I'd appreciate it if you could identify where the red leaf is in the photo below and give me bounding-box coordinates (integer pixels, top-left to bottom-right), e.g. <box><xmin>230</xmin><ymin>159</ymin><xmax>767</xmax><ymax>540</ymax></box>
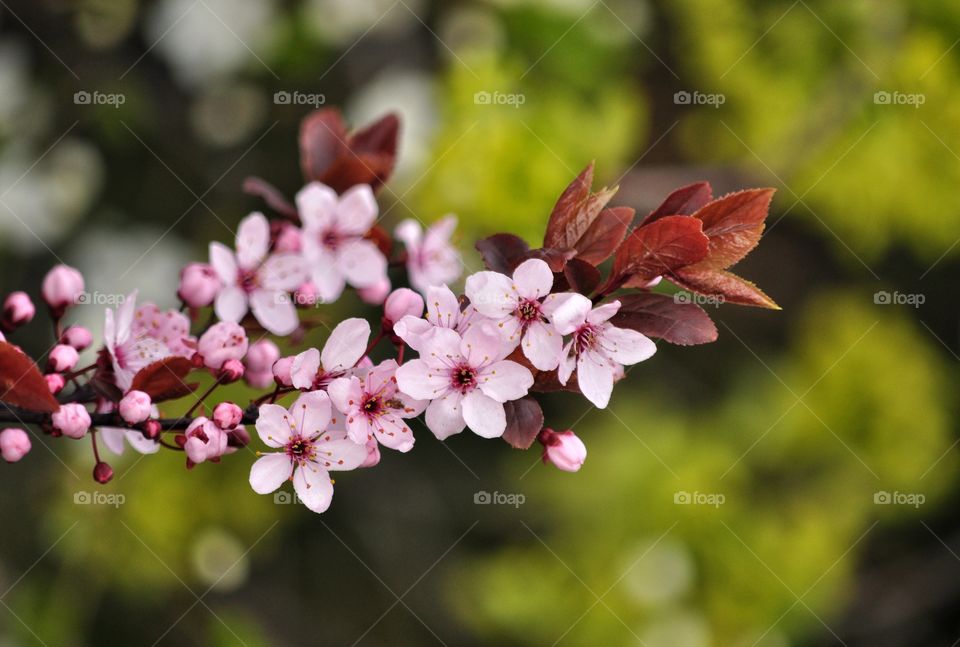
<box><xmin>130</xmin><ymin>357</ymin><xmax>199</xmax><ymax>402</ymax></box>
<box><xmin>544</xmin><ymin>162</ymin><xmax>618</xmax><ymax>250</ymax></box>
<box><xmin>610</xmin><ymin>293</ymin><xmax>718</xmax><ymax>346</ymax></box>
<box><xmin>476</xmin><ymin>234</ymin><xmax>530</xmax><ymax>274</ymax></box>
<box><xmin>670</xmin><ymin>268</ymin><xmax>780</xmax><ymax>309</ymax></box>
<box><xmin>686</xmin><ymin>188</ymin><xmax>775</xmax><ymax>270</ymax></box>
<box><xmin>0</xmin><ymin>342</ymin><xmax>59</xmax><ymax>413</ymax></box>
<box><xmin>526</xmin><ymin>247</ymin><xmax>576</xmax><ymax>273</ymax></box>
<box><xmin>299</xmin><ymin>109</ymin><xmax>349</xmax><ymax>184</ymax></box>
<box><xmin>608</xmin><ymin>216</ymin><xmax>709</xmax><ymax>288</ymax></box>
<box><xmin>562</xmin><ymin>258</ymin><xmax>601</xmax><ymax>296</ymax></box>
<box><xmin>501</xmin><ymin>397</ymin><xmax>545</xmax><ymax>449</ymax></box>
<box><xmin>243</xmin><ymin>176</ymin><xmax>298</xmax><ymax>220</ymax></box>
<box><xmin>641</xmin><ymin>181</ymin><xmax>713</xmax><ymax>226</ymax></box>
<box><xmin>350</xmin><ymin>113</ymin><xmax>400</xmax><ymax>160</ymax></box>
<box><xmin>573</xmin><ymin>206</ymin><xmax>633</xmax><ymax>265</ymax></box>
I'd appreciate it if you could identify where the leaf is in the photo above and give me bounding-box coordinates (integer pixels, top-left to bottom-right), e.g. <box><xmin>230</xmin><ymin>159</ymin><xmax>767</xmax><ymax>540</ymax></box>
<box><xmin>299</xmin><ymin>109</ymin><xmax>349</xmax><ymax>184</ymax></box>
<box><xmin>476</xmin><ymin>234</ymin><xmax>530</xmax><ymax>274</ymax></box>
<box><xmin>686</xmin><ymin>188</ymin><xmax>775</xmax><ymax>270</ymax></box>
<box><xmin>670</xmin><ymin>268</ymin><xmax>781</xmax><ymax>309</ymax></box>
<box><xmin>242</xmin><ymin>176</ymin><xmax>298</xmax><ymax>220</ymax></box>
<box><xmin>0</xmin><ymin>342</ymin><xmax>59</xmax><ymax>412</ymax></box>
<box><xmin>544</xmin><ymin>162</ymin><xmax>618</xmax><ymax>250</ymax></box>
<box><xmin>350</xmin><ymin>113</ymin><xmax>400</xmax><ymax>160</ymax></box>
<box><xmin>610</xmin><ymin>293</ymin><xmax>718</xmax><ymax>346</ymax></box>
<box><xmin>130</xmin><ymin>357</ymin><xmax>199</xmax><ymax>402</ymax></box>
<box><xmin>573</xmin><ymin>206</ymin><xmax>633</xmax><ymax>265</ymax></box>
<box><xmin>501</xmin><ymin>397</ymin><xmax>545</xmax><ymax>449</ymax></box>
<box><xmin>641</xmin><ymin>181</ymin><xmax>713</xmax><ymax>226</ymax></box>
<box><xmin>608</xmin><ymin>216</ymin><xmax>709</xmax><ymax>288</ymax></box>
<box><xmin>562</xmin><ymin>258</ymin><xmax>601</xmax><ymax>296</ymax></box>
<box><xmin>526</xmin><ymin>247</ymin><xmax>575</xmax><ymax>273</ymax></box>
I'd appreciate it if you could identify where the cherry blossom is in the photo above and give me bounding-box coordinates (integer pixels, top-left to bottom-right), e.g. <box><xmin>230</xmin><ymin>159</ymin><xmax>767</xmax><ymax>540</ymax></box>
<box><xmin>328</xmin><ymin>359</ymin><xmax>426</xmax><ymax>452</ymax></box>
<box><xmin>393</xmin><ymin>284</ymin><xmax>478</xmax><ymax>352</ymax></box>
<box><xmin>97</xmin><ymin>400</ymin><xmax>161</xmax><ymax>455</ymax></box>
<box><xmin>183</xmin><ymin>417</ymin><xmax>228</xmax><ymax>466</ymax></box>
<box><xmin>394</xmin><ymin>216</ymin><xmax>461</xmax><ymax>293</ymax></box>
<box><xmin>52</xmin><ymin>403</ymin><xmax>91</xmax><ymax>439</ymax></box>
<box><xmin>539</xmin><ymin>428</ymin><xmax>587</xmax><ymax>472</ymax></box>
<box><xmin>42</xmin><ymin>264</ymin><xmax>84</xmax><ymax>315</ymax></box>
<box><xmin>210</xmin><ymin>212</ymin><xmax>306</xmax><ymax>335</ymax></box>
<box><xmin>547</xmin><ymin>293</ymin><xmax>657</xmax><ymax>408</ymax></box>
<box><xmin>118</xmin><ymin>390</ymin><xmax>152</xmax><ymax>424</ymax></box>
<box><xmin>0</xmin><ymin>428</ymin><xmax>31</xmax><ymax>462</ymax></box>
<box><xmin>465</xmin><ymin>258</ymin><xmax>563</xmax><ymax>370</ymax></box>
<box><xmin>249</xmin><ymin>391</ymin><xmax>367</xmax><ymax>514</ymax></box>
<box><xmin>297</xmin><ymin>182</ymin><xmax>388</xmax><ymax>303</ymax></box>
<box><xmin>290</xmin><ymin>318</ymin><xmax>370</xmax><ymax>390</ymax></box>
<box><xmin>2</xmin><ymin>291</ymin><xmax>35</xmax><ymax>330</ymax></box>
<box><xmin>395</xmin><ymin>323</ymin><xmax>533</xmax><ymax>440</ymax></box>
<box><xmin>197</xmin><ymin>322</ymin><xmax>248</xmax><ymax>371</ymax></box>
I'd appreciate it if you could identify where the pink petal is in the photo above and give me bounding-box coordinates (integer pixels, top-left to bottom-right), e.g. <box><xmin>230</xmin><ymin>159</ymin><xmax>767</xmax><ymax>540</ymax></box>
<box><xmin>464</xmin><ymin>271</ymin><xmax>515</xmax><ymax>318</ymax></box>
<box><xmin>295</xmin><ymin>182</ymin><xmax>338</xmax><ymax>231</ymax></box>
<box><xmin>393</xmin><ymin>315</ymin><xmax>434</xmax><ymax>352</ymax></box>
<box><xmin>545</xmin><ymin>293</ymin><xmax>592</xmax><ymax>335</ymax></box>
<box><xmin>557</xmin><ymin>341</ymin><xmax>576</xmax><ymax>385</ymax></box>
<box><xmin>601</xmin><ymin>326</ymin><xmax>656</xmax><ymax>365</ymax></box>
<box><xmin>236</xmin><ymin>212</ymin><xmax>269</xmax><ymax>269</ymax></box>
<box><xmin>335</xmin><ymin>184</ymin><xmax>378</xmax><ymax>235</ymax></box>
<box><xmin>424</xmin><ymin>284</ymin><xmax>462</xmax><ymax>329</ymax></box>
<box><xmin>321</xmin><ymin>318</ymin><xmax>371</xmax><ymax>372</ymax></box>
<box><xmin>256</xmin><ymin>403</ymin><xmax>294</xmax><ymax>447</ymax></box>
<box><xmin>512</xmin><ymin>258</ymin><xmax>553</xmax><ymax>299</ymax></box>
<box><xmin>424</xmin><ymin>215</ymin><xmax>457</xmax><ymax>247</ymax></box>
<box><xmin>345</xmin><ymin>412</ymin><xmax>372</xmax><ymax>445</ymax></box>
<box><xmin>125</xmin><ymin>430</ymin><xmax>160</xmax><ymax>454</ymax></box>
<box><xmin>209</xmin><ymin>242</ymin><xmax>237</xmax><ymax>285</ymax></box>
<box><xmin>336</xmin><ymin>239</ymin><xmax>387</xmax><ymax>288</ymax></box>
<box><xmin>395</xmin><ymin>359</ymin><xmax>450</xmax><ymax>400</ymax></box>
<box><xmin>259</xmin><ymin>253</ymin><xmax>307</xmax><ymax>292</ymax></box>
<box><xmin>460</xmin><ymin>322</ymin><xmax>508</xmax><ymax>366</ymax></box>
<box><xmin>373</xmin><ymin>415</ymin><xmax>415</xmax><ymax>452</ymax></box>
<box><xmin>291</xmin><ymin>348</ymin><xmax>320</xmax><ymax>390</ymax></box>
<box><xmin>98</xmin><ymin>427</ymin><xmax>126</xmax><ymax>455</ymax></box>
<box><xmin>587</xmin><ymin>300</ymin><xmax>621</xmax><ymax>324</ymax></box>
<box><xmin>462</xmin><ymin>390</ymin><xmax>506</xmax><ymax>438</ymax></box>
<box><xmin>522</xmin><ymin>320</ymin><xmax>563</xmax><ymax>371</ymax></box>
<box><xmin>316</xmin><ymin>435</ymin><xmax>368</xmax><ymax>471</ymax></box>
<box><xmin>249</xmin><ymin>453</ymin><xmax>292</xmax><ymax>494</ymax></box>
<box><xmin>293</xmin><ymin>463</ymin><xmax>334</xmax><ymax>513</ymax></box>
<box><xmin>394</xmin><ymin>218</ymin><xmax>423</xmax><ymax>249</ymax></box>
<box><xmin>289</xmin><ymin>390</ymin><xmax>333</xmax><ymax>437</ymax></box>
<box><xmin>477</xmin><ymin>359</ymin><xmax>533</xmax><ymax>403</ymax></box>
<box><xmin>214</xmin><ymin>286</ymin><xmax>248</xmax><ymax>323</ymax></box>
<box><xmin>327</xmin><ymin>376</ymin><xmax>363</xmax><ymax>415</ymax></box>
<box><xmin>577</xmin><ymin>350</ymin><xmax>615</xmax><ymax>408</ymax></box>
<box><xmin>419</xmin><ymin>327</ymin><xmax>463</xmax><ymax>368</ymax></box>
<box><xmin>250</xmin><ymin>289</ymin><xmax>299</xmax><ymax>336</ymax></box>
<box><xmin>425</xmin><ymin>393</ymin><xmax>466</xmax><ymax>440</ymax></box>
<box><xmin>309</xmin><ymin>251</ymin><xmax>346</xmax><ymax>303</ymax></box>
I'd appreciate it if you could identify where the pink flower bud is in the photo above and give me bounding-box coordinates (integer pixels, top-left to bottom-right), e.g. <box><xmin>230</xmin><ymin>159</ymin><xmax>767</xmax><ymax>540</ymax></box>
<box><xmin>0</xmin><ymin>428</ymin><xmax>31</xmax><ymax>462</ymax></box>
<box><xmin>539</xmin><ymin>428</ymin><xmax>586</xmax><ymax>473</ymax></box>
<box><xmin>183</xmin><ymin>417</ymin><xmax>227</xmax><ymax>465</ymax></box>
<box><xmin>41</xmin><ymin>265</ymin><xmax>85</xmax><ymax>315</ymax></box>
<box><xmin>272</xmin><ymin>356</ymin><xmax>294</xmax><ymax>387</ymax></box>
<box><xmin>2</xmin><ymin>291</ymin><xmax>35</xmax><ymax>329</ymax></box>
<box><xmin>294</xmin><ymin>281</ymin><xmax>317</xmax><ymax>307</ymax></box>
<box><xmin>197</xmin><ymin>322</ymin><xmax>248</xmax><ymax>370</ymax></box>
<box><xmin>51</xmin><ymin>403</ymin><xmax>92</xmax><ymax>439</ymax></box>
<box><xmin>360</xmin><ymin>438</ymin><xmax>381</xmax><ymax>468</ymax></box>
<box><xmin>118</xmin><ymin>390</ymin><xmax>152</xmax><ymax>424</ymax></box>
<box><xmin>45</xmin><ymin>373</ymin><xmax>65</xmax><ymax>395</ymax></box>
<box><xmin>245</xmin><ymin>340</ymin><xmax>280</xmax><ymax>373</ymax></box>
<box><xmin>47</xmin><ymin>344</ymin><xmax>79</xmax><ymax>373</ymax></box>
<box><xmin>219</xmin><ymin>359</ymin><xmax>244</xmax><ymax>383</ymax></box>
<box><xmin>213</xmin><ymin>402</ymin><xmax>243</xmax><ymax>429</ymax></box>
<box><xmin>384</xmin><ymin>288</ymin><xmax>424</xmax><ymax>324</ymax></box>
<box><xmin>143</xmin><ymin>419</ymin><xmax>162</xmax><ymax>440</ymax></box>
<box><xmin>93</xmin><ymin>461</ymin><xmax>114</xmax><ymax>484</ymax></box>
<box><xmin>245</xmin><ymin>370</ymin><xmax>274</xmax><ymax>389</ymax></box>
<box><xmin>274</xmin><ymin>222</ymin><xmax>302</xmax><ymax>252</ymax></box>
<box><xmin>60</xmin><ymin>325</ymin><xmax>93</xmax><ymax>351</ymax></box>
<box><xmin>358</xmin><ymin>277</ymin><xmax>391</xmax><ymax>305</ymax></box>
<box><xmin>178</xmin><ymin>262</ymin><xmax>221</xmax><ymax>308</ymax></box>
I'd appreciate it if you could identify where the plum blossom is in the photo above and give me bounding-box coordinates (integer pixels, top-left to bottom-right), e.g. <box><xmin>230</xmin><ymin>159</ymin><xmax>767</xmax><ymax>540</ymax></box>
<box><xmin>393</xmin><ymin>284</ymin><xmax>478</xmax><ymax>352</ymax></box>
<box><xmin>118</xmin><ymin>390</ymin><xmax>152</xmax><ymax>424</ymax></box>
<box><xmin>97</xmin><ymin>400</ymin><xmax>161</xmax><ymax>455</ymax></box>
<box><xmin>183</xmin><ymin>417</ymin><xmax>228</xmax><ymax>466</ymax></box>
<box><xmin>42</xmin><ymin>265</ymin><xmax>84</xmax><ymax>315</ymax></box>
<box><xmin>2</xmin><ymin>291</ymin><xmax>35</xmax><ymax>330</ymax></box>
<box><xmin>197</xmin><ymin>322</ymin><xmax>248</xmax><ymax>371</ymax></box>
<box><xmin>297</xmin><ymin>182</ymin><xmax>388</xmax><ymax>303</ymax></box>
<box><xmin>395</xmin><ymin>324</ymin><xmax>534</xmax><ymax>440</ymax></box>
<box><xmin>249</xmin><ymin>391</ymin><xmax>367</xmax><ymax>514</ymax></box>
<box><xmin>328</xmin><ymin>359</ymin><xmax>426</xmax><ymax>452</ymax></box>
<box><xmin>52</xmin><ymin>404</ymin><xmax>91</xmax><ymax>439</ymax></box>
<box><xmin>394</xmin><ymin>216</ymin><xmax>461</xmax><ymax>293</ymax></box>
<box><xmin>290</xmin><ymin>318</ymin><xmax>370</xmax><ymax>390</ymax></box>
<box><xmin>539</xmin><ymin>428</ymin><xmax>587</xmax><ymax>472</ymax></box>
<box><xmin>465</xmin><ymin>258</ymin><xmax>563</xmax><ymax>371</ymax></box>
<box><xmin>210</xmin><ymin>212</ymin><xmax>306</xmax><ymax>335</ymax></box>
<box><xmin>0</xmin><ymin>428</ymin><xmax>31</xmax><ymax>462</ymax></box>
<box><xmin>547</xmin><ymin>294</ymin><xmax>657</xmax><ymax>408</ymax></box>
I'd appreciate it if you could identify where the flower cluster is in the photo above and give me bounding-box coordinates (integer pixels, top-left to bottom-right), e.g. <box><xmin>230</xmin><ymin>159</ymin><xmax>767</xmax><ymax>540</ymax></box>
<box><xmin>0</xmin><ymin>108</ymin><xmax>778</xmax><ymax>514</ymax></box>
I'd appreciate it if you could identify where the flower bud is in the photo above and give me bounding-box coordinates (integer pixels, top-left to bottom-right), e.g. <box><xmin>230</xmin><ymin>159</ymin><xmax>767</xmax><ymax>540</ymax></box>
<box><xmin>384</xmin><ymin>288</ymin><xmax>424</xmax><ymax>325</ymax></box>
<box><xmin>272</xmin><ymin>356</ymin><xmax>294</xmax><ymax>387</ymax></box>
<box><xmin>294</xmin><ymin>281</ymin><xmax>317</xmax><ymax>307</ymax></box>
<box><xmin>42</xmin><ymin>265</ymin><xmax>85</xmax><ymax>315</ymax></box>
<box><xmin>358</xmin><ymin>277</ymin><xmax>391</xmax><ymax>305</ymax></box>
<box><xmin>274</xmin><ymin>222</ymin><xmax>302</xmax><ymax>252</ymax></box>
<box><xmin>197</xmin><ymin>321</ymin><xmax>248</xmax><ymax>370</ymax></box>
<box><xmin>45</xmin><ymin>373</ymin><xmax>65</xmax><ymax>395</ymax></box>
<box><xmin>219</xmin><ymin>359</ymin><xmax>244</xmax><ymax>383</ymax></box>
<box><xmin>60</xmin><ymin>325</ymin><xmax>93</xmax><ymax>351</ymax></box>
<box><xmin>2</xmin><ymin>291</ymin><xmax>35</xmax><ymax>330</ymax></box>
<box><xmin>93</xmin><ymin>461</ymin><xmax>114</xmax><ymax>484</ymax></box>
<box><xmin>213</xmin><ymin>402</ymin><xmax>243</xmax><ymax>429</ymax></box>
<box><xmin>51</xmin><ymin>403</ymin><xmax>92</xmax><ymax>439</ymax></box>
<box><xmin>47</xmin><ymin>344</ymin><xmax>79</xmax><ymax>373</ymax></box>
<box><xmin>142</xmin><ymin>419</ymin><xmax>162</xmax><ymax>440</ymax></box>
<box><xmin>183</xmin><ymin>417</ymin><xmax>227</xmax><ymax>465</ymax></box>
<box><xmin>118</xmin><ymin>390</ymin><xmax>152</xmax><ymax>424</ymax></box>
<box><xmin>245</xmin><ymin>340</ymin><xmax>280</xmax><ymax>373</ymax></box>
<box><xmin>0</xmin><ymin>428</ymin><xmax>31</xmax><ymax>462</ymax></box>
<box><xmin>539</xmin><ymin>428</ymin><xmax>587</xmax><ymax>473</ymax></box>
<box><xmin>245</xmin><ymin>370</ymin><xmax>274</xmax><ymax>389</ymax></box>
<box><xmin>178</xmin><ymin>262</ymin><xmax>221</xmax><ymax>308</ymax></box>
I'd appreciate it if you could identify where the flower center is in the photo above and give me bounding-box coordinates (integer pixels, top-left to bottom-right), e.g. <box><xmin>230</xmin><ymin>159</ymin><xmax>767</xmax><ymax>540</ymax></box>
<box><xmin>285</xmin><ymin>435</ymin><xmax>316</xmax><ymax>464</ymax></box>
<box><xmin>515</xmin><ymin>299</ymin><xmax>541</xmax><ymax>324</ymax></box>
<box><xmin>574</xmin><ymin>323</ymin><xmax>600</xmax><ymax>354</ymax></box>
<box><xmin>321</xmin><ymin>229</ymin><xmax>341</xmax><ymax>250</ymax></box>
<box><xmin>362</xmin><ymin>395</ymin><xmax>383</xmax><ymax>416</ymax></box>
<box><xmin>237</xmin><ymin>268</ymin><xmax>259</xmax><ymax>294</ymax></box>
<box><xmin>451</xmin><ymin>364</ymin><xmax>478</xmax><ymax>392</ymax></box>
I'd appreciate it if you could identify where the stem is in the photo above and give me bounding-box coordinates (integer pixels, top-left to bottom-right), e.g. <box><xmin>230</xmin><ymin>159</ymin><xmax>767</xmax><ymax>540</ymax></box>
<box><xmin>185</xmin><ymin>375</ymin><xmax>224</xmax><ymax>418</ymax></box>
<box><xmin>91</xmin><ymin>430</ymin><xmax>102</xmax><ymax>463</ymax></box>
<box><xmin>0</xmin><ymin>403</ymin><xmax>259</xmax><ymax>431</ymax></box>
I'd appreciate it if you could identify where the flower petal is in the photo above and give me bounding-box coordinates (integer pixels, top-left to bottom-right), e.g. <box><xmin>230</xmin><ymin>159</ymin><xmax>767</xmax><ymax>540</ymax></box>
<box><xmin>209</xmin><ymin>242</ymin><xmax>237</xmax><ymax>285</ymax></box>
<box><xmin>464</xmin><ymin>271</ymin><xmax>515</xmax><ymax>318</ymax></box>
<box><xmin>395</xmin><ymin>359</ymin><xmax>450</xmax><ymax>400</ymax></box>
<box><xmin>392</xmin><ymin>315</ymin><xmax>434</xmax><ymax>352</ymax></box>
<box><xmin>250</xmin><ymin>289</ymin><xmax>299</xmax><ymax>336</ymax></box>
<box><xmin>423</xmin><ymin>284</ymin><xmax>462</xmax><ymax>329</ymax></box>
<box><xmin>558</xmin><ymin>340</ymin><xmax>576</xmax><ymax>385</ymax></box>
<box><xmin>373</xmin><ymin>415</ymin><xmax>415</xmax><ymax>452</ymax></box>
<box><xmin>291</xmin><ymin>348</ymin><xmax>320</xmax><ymax>390</ymax></box>
<box><xmin>315</xmin><ymin>434</ymin><xmax>368</xmax><ymax>470</ymax></box>
<box><xmin>587</xmin><ymin>300</ymin><xmax>621</xmax><ymax>324</ymax></box>
<box><xmin>256</xmin><ymin>403</ymin><xmax>294</xmax><ymax>447</ymax></box>
<box><xmin>477</xmin><ymin>360</ymin><xmax>533</xmax><ymax>403</ymax></box>
<box><xmin>98</xmin><ymin>427</ymin><xmax>126</xmax><ymax>455</ymax></box>
<box><xmin>335</xmin><ymin>184</ymin><xmax>378</xmax><ymax>235</ymax></box>
<box><xmin>249</xmin><ymin>453</ymin><xmax>292</xmax><ymax>494</ymax></box>
<box><xmin>289</xmin><ymin>390</ymin><xmax>332</xmax><ymax>437</ymax></box>
<box><xmin>236</xmin><ymin>212</ymin><xmax>270</xmax><ymax>269</ymax></box>
<box><xmin>309</xmin><ymin>252</ymin><xmax>346</xmax><ymax>303</ymax></box>
<box><xmin>460</xmin><ymin>322</ymin><xmax>507</xmax><ymax>366</ymax></box>
<box><xmin>321</xmin><ymin>318</ymin><xmax>371</xmax><ymax>372</ymax></box>
<box><xmin>512</xmin><ymin>258</ymin><xmax>553</xmax><ymax>299</ymax></box>
<box><xmin>125</xmin><ymin>430</ymin><xmax>160</xmax><ymax>454</ymax></box>
<box><xmin>296</xmin><ymin>182</ymin><xmax>338</xmax><ymax>231</ymax></box>
<box><xmin>601</xmin><ymin>326</ymin><xmax>657</xmax><ymax>365</ymax></box>
<box><xmin>336</xmin><ymin>239</ymin><xmax>387</xmax><ymax>288</ymax></box>
<box><xmin>327</xmin><ymin>376</ymin><xmax>363</xmax><ymax>415</ymax></box>
<box><xmin>544</xmin><ymin>293</ymin><xmax>592</xmax><ymax>335</ymax></box>
<box><xmin>577</xmin><ymin>350</ymin><xmax>615</xmax><ymax>408</ymax></box>
<box><xmin>522</xmin><ymin>320</ymin><xmax>563</xmax><ymax>371</ymax></box>
<box><xmin>214</xmin><ymin>286</ymin><xmax>248</xmax><ymax>324</ymax></box>
<box><xmin>259</xmin><ymin>253</ymin><xmax>306</xmax><ymax>292</ymax></box>
<box><xmin>293</xmin><ymin>462</ymin><xmax>334</xmax><ymax>513</ymax></box>
<box><xmin>425</xmin><ymin>394</ymin><xmax>466</xmax><ymax>440</ymax></box>
<box><xmin>462</xmin><ymin>390</ymin><xmax>506</xmax><ymax>438</ymax></box>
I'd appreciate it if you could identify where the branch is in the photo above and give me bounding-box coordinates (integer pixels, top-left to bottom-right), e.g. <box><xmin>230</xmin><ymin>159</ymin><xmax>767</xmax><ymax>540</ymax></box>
<box><xmin>0</xmin><ymin>402</ymin><xmax>260</xmax><ymax>431</ymax></box>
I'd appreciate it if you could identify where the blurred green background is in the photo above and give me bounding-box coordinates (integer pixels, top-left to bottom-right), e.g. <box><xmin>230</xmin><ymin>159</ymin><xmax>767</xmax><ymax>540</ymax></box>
<box><xmin>1</xmin><ymin>0</ymin><xmax>959</xmax><ymax>645</ymax></box>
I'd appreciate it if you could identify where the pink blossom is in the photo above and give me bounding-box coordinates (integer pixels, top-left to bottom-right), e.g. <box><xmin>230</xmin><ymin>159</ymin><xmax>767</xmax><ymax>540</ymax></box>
<box><xmin>395</xmin><ymin>324</ymin><xmax>533</xmax><ymax>440</ymax></box>
<box><xmin>118</xmin><ymin>390</ymin><xmax>152</xmax><ymax>424</ymax></box>
<box><xmin>245</xmin><ymin>339</ymin><xmax>280</xmax><ymax>388</ymax></box>
<box><xmin>465</xmin><ymin>258</ymin><xmax>563</xmax><ymax>371</ymax></box>
<box><xmin>273</xmin><ymin>356</ymin><xmax>295</xmax><ymax>387</ymax></box>
<box><xmin>384</xmin><ymin>288</ymin><xmax>424</xmax><ymax>326</ymax></box>
<box><xmin>52</xmin><ymin>403</ymin><xmax>91</xmax><ymax>439</ymax></box>
<box><xmin>42</xmin><ymin>265</ymin><xmax>84</xmax><ymax>315</ymax></box>
<box><xmin>297</xmin><ymin>182</ymin><xmax>388</xmax><ymax>303</ymax></box>
<box><xmin>274</xmin><ymin>222</ymin><xmax>302</xmax><ymax>252</ymax></box>
<box><xmin>213</xmin><ymin>402</ymin><xmax>243</xmax><ymax>429</ymax></box>
<box><xmin>328</xmin><ymin>359</ymin><xmax>426</xmax><ymax>452</ymax></box>
<box><xmin>98</xmin><ymin>399</ymin><xmax>160</xmax><ymax>455</ymax></box>
<box><xmin>249</xmin><ymin>391</ymin><xmax>367</xmax><ymax>514</ymax></box>
<box><xmin>45</xmin><ymin>374</ymin><xmax>65</xmax><ymax>394</ymax></box>
<box><xmin>197</xmin><ymin>321</ymin><xmax>248</xmax><ymax>370</ymax></box>
<box><xmin>47</xmin><ymin>344</ymin><xmax>79</xmax><ymax>373</ymax></box>
<box><xmin>547</xmin><ymin>294</ymin><xmax>657</xmax><ymax>408</ymax></box>
<box><xmin>539</xmin><ymin>428</ymin><xmax>587</xmax><ymax>472</ymax></box>
<box><xmin>290</xmin><ymin>318</ymin><xmax>370</xmax><ymax>390</ymax></box>
<box><xmin>394</xmin><ymin>216</ymin><xmax>461</xmax><ymax>293</ymax></box>
<box><xmin>220</xmin><ymin>359</ymin><xmax>245</xmax><ymax>382</ymax></box>
<box><xmin>0</xmin><ymin>428</ymin><xmax>31</xmax><ymax>462</ymax></box>
<box><xmin>357</xmin><ymin>277</ymin><xmax>391</xmax><ymax>305</ymax></box>
<box><xmin>178</xmin><ymin>262</ymin><xmax>220</xmax><ymax>308</ymax></box>
<box><xmin>61</xmin><ymin>325</ymin><xmax>93</xmax><ymax>351</ymax></box>
<box><xmin>210</xmin><ymin>212</ymin><xmax>306</xmax><ymax>335</ymax></box>
<box><xmin>2</xmin><ymin>291</ymin><xmax>35</xmax><ymax>329</ymax></box>
<box><xmin>183</xmin><ymin>417</ymin><xmax>228</xmax><ymax>465</ymax></box>
<box><xmin>393</xmin><ymin>284</ymin><xmax>478</xmax><ymax>352</ymax></box>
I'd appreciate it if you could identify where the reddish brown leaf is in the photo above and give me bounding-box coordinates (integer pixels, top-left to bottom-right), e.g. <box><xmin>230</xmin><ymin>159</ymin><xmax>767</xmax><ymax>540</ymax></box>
<box><xmin>130</xmin><ymin>357</ymin><xmax>199</xmax><ymax>402</ymax></box>
<box><xmin>366</xmin><ymin>224</ymin><xmax>393</xmax><ymax>257</ymax></box>
<box><xmin>501</xmin><ymin>397</ymin><xmax>545</xmax><ymax>449</ymax></box>
<box><xmin>562</xmin><ymin>258</ymin><xmax>601</xmax><ymax>296</ymax></box>
<box><xmin>243</xmin><ymin>176</ymin><xmax>297</xmax><ymax>220</ymax></box>
<box><xmin>573</xmin><ymin>206</ymin><xmax>633</xmax><ymax>265</ymax></box>
<box><xmin>298</xmin><ymin>109</ymin><xmax>399</xmax><ymax>193</ymax></box>
<box><xmin>476</xmin><ymin>234</ymin><xmax>530</xmax><ymax>274</ymax></box>
<box><xmin>641</xmin><ymin>181</ymin><xmax>713</xmax><ymax>226</ymax></box>
<box><xmin>526</xmin><ymin>247</ymin><xmax>576</xmax><ymax>273</ymax></box>
<box><xmin>0</xmin><ymin>342</ymin><xmax>59</xmax><ymax>413</ymax></box>
<box><xmin>686</xmin><ymin>188</ymin><xmax>774</xmax><ymax>270</ymax></box>
<box><xmin>350</xmin><ymin>113</ymin><xmax>400</xmax><ymax>159</ymax></box>
<box><xmin>608</xmin><ymin>216</ymin><xmax>709</xmax><ymax>288</ymax></box>
<box><xmin>544</xmin><ymin>162</ymin><xmax>618</xmax><ymax>250</ymax></box>
<box><xmin>610</xmin><ymin>293</ymin><xmax>718</xmax><ymax>346</ymax></box>
<box><xmin>299</xmin><ymin>109</ymin><xmax>349</xmax><ymax>184</ymax></box>
<box><xmin>670</xmin><ymin>268</ymin><xmax>780</xmax><ymax>309</ymax></box>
